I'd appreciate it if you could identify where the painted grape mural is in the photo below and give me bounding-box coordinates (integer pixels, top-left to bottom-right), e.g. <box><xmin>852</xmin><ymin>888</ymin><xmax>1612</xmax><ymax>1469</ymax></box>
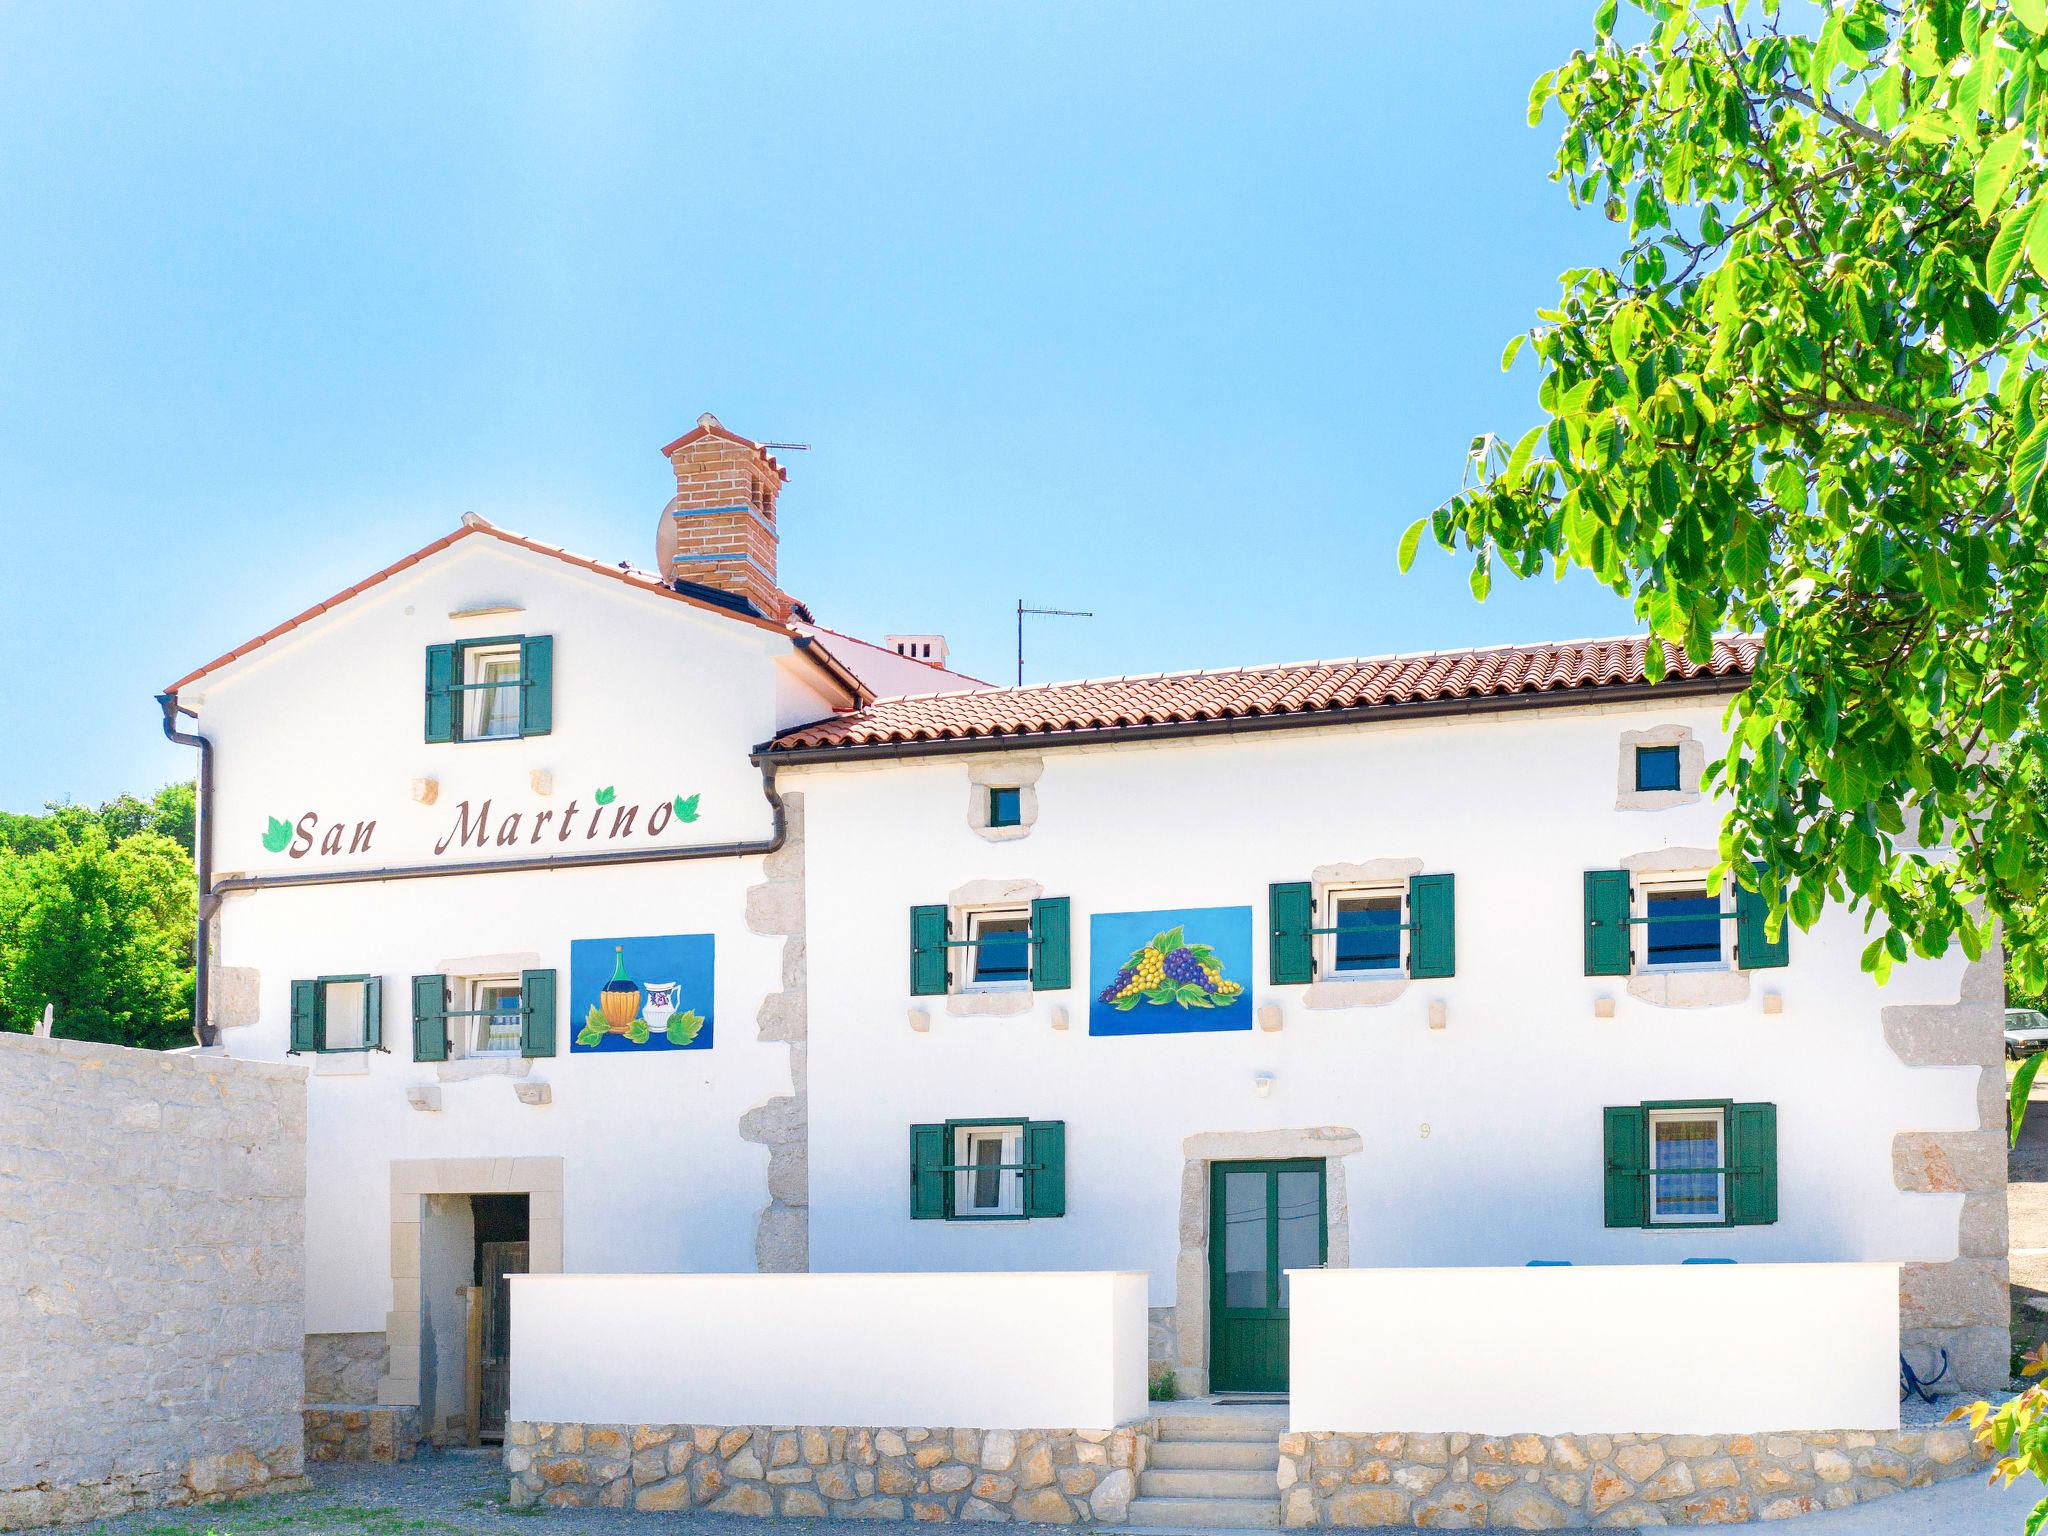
<box><xmin>1088</xmin><ymin>905</ymin><xmax>1253</xmax><ymax>1036</ymax></box>
<box><xmin>1099</xmin><ymin>925</ymin><xmax>1245</xmax><ymax>1011</ymax></box>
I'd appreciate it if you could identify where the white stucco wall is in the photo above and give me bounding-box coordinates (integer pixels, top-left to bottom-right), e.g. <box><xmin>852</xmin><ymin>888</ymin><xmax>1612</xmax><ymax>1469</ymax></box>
<box><xmin>508</xmin><ymin>1272</ymin><xmax>1150</xmax><ymax>1429</ymax></box>
<box><xmin>791</xmin><ymin>700</ymin><xmax>1980</xmax><ymax>1297</ymax></box>
<box><xmin>1289</xmin><ymin>1262</ymin><xmax>1900</xmax><ymax>1434</ymax></box>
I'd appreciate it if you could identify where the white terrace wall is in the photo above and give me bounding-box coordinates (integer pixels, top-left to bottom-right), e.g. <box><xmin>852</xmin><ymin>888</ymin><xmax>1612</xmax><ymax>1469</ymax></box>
<box><xmin>0</xmin><ymin>1034</ymin><xmax>307</xmax><ymax>1530</ymax></box>
<box><xmin>1289</xmin><ymin>1263</ymin><xmax>1900</xmax><ymax>1435</ymax></box>
<box><xmin>509</xmin><ymin>1272</ymin><xmax>1150</xmax><ymax>1430</ymax></box>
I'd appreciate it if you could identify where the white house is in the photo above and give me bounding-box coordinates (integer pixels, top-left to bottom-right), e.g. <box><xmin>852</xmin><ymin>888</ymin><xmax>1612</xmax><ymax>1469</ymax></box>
<box><xmin>158</xmin><ymin>415</ymin><xmax>2006</xmax><ymax>1459</ymax></box>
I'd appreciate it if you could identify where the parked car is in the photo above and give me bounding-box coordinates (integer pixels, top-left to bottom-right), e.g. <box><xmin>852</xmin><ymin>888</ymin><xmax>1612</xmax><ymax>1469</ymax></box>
<box><xmin>2007</xmin><ymin>1008</ymin><xmax>2048</xmax><ymax>1059</ymax></box>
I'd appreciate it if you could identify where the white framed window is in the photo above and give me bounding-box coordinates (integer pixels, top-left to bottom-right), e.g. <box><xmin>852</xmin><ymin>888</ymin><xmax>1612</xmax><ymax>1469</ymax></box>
<box><xmin>1321</xmin><ymin>886</ymin><xmax>1403</xmax><ymax>976</ymax></box>
<box><xmin>1648</xmin><ymin>1107</ymin><xmax>1726</xmax><ymax>1224</ymax></box>
<box><xmin>960</xmin><ymin>908</ymin><xmax>1032</xmax><ymax>993</ymax></box>
<box><xmin>1637</xmin><ymin>874</ymin><xmax>1727</xmax><ymax>971</ymax></box>
<box><xmin>462</xmin><ymin>644</ymin><xmax>523</xmax><ymax>741</ymax></box>
<box><xmin>952</xmin><ymin>1123</ymin><xmax>1025</xmax><ymax>1217</ymax></box>
<box><xmin>463</xmin><ymin>976</ymin><xmax>524</xmax><ymax>1057</ymax></box>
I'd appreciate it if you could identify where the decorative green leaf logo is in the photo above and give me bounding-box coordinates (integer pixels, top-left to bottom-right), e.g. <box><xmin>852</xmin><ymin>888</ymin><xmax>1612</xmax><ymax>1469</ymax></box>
<box><xmin>666</xmin><ymin>1010</ymin><xmax>705</xmax><ymax>1047</ymax></box>
<box><xmin>593</xmin><ymin>786</ymin><xmax>616</xmax><ymax>806</ymax></box>
<box><xmin>261</xmin><ymin>817</ymin><xmax>291</xmax><ymax>853</ymax></box>
<box><xmin>672</xmin><ymin>792</ymin><xmax>700</xmax><ymax>823</ymax></box>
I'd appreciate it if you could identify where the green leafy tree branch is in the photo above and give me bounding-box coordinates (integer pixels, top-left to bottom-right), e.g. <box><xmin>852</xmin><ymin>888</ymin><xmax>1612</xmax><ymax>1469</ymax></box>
<box><xmin>1406</xmin><ymin>0</ymin><xmax>2048</xmax><ymax>993</ymax></box>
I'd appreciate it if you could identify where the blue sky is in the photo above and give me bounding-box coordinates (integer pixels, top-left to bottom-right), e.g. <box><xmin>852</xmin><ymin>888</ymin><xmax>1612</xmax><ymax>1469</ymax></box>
<box><xmin>0</xmin><ymin>1</ymin><xmax>1634</xmax><ymax>812</ymax></box>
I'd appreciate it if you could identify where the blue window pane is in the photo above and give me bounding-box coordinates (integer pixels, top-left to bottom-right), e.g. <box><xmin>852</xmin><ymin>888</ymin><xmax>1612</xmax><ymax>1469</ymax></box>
<box><xmin>988</xmin><ymin>787</ymin><xmax>1022</xmax><ymax>827</ymax></box>
<box><xmin>974</xmin><ymin>922</ymin><xmax>1032</xmax><ymax>982</ymax></box>
<box><xmin>1333</xmin><ymin>901</ymin><xmax>1400</xmax><ymax>971</ymax></box>
<box><xmin>1653</xmin><ymin>1117</ymin><xmax>1722</xmax><ymax>1220</ymax></box>
<box><xmin>1647</xmin><ymin>892</ymin><xmax>1721</xmax><ymax>965</ymax></box>
<box><xmin>1636</xmin><ymin>745</ymin><xmax>1682</xmax><ymax>792</ymax></box>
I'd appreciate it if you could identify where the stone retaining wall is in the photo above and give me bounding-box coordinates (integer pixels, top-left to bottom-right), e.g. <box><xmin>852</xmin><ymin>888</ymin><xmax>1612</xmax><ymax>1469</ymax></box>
<box><xmin>508</xmin><ymin>1421</ymin><xmax>1147</xmax><ymax>1523</ymax></box>
<box><xmin>0</xmin><ymin>1034</ymin><xmax>308</xmax><ymax>1531</ymax></box>
<box><xmin>1281</xmin><ymin>1427</ymin><xmax>1988</xmax><ymax>1528</ymax></box>
<box><xmin>302</xmin><ymin>1408</ymin><xmax>421</xmax><ymax>1465</ymax></box>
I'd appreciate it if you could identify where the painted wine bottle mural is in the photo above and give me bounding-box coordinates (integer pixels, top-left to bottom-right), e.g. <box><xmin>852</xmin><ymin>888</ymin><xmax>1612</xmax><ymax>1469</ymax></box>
<box><xmin>569</xmin><ymin>935</ymin><xmax>714</xmax><ymax>1052</ymax></box>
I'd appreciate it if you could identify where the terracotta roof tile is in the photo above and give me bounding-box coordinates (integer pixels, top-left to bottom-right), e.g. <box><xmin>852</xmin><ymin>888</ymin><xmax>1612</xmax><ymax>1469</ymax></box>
<box><xmin>765</xmin><ymin>634</ymin><xmax>1759</xmax><ymax>754</ymax></box>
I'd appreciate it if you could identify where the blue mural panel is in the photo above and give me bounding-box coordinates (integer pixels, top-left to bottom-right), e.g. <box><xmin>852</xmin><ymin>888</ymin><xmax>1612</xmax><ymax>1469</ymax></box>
<box><xmin>569</xmin><ymin>933</ymin><xmax>715</xmax><ymax>1053</ymax></box>
<box><xmin>1089</xmin><ymin>905</ymin><xmax>1253</xmax><ymax>1037</ymax></box>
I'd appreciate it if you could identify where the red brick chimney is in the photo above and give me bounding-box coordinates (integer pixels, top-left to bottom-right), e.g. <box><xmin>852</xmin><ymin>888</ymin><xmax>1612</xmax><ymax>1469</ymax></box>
<box><xmin>654</xmin><ymin>413</ymin><xmax>791</xmax><ymax>619</ymax></box>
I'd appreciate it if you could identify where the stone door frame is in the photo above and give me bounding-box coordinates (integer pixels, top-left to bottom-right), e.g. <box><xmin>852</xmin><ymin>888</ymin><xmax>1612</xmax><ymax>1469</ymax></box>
<box><xmin>378</xmin><ymin>1156</ymin><xmax>563</xmax><ymax>1407</ymax></box>
<box><xmin>1173</xmin><ymin>1128</ymin><xmax>1358</xmax><ymax>1398</ymax></box>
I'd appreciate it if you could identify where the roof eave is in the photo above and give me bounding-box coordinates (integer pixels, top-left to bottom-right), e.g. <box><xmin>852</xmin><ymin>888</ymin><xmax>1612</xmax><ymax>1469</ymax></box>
<box><xmin>752</xmin><ymin>672</ymin><xmax>1747</xmax><ymax>765</ymax></box>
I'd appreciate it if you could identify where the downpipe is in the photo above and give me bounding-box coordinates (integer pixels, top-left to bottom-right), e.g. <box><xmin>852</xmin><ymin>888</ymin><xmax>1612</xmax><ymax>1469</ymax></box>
<box><xmin>156</xmin><ymin>692</ymin><xmax>218</xmax><ymax>1047</ymax></box>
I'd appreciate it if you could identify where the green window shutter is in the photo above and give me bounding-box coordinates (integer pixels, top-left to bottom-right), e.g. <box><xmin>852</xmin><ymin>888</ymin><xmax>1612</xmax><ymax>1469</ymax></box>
<box><xmin>1584</xmin><ymin>870</ymin><xmax>1634</xmax><ymax>976</ymax></box>
<box><xmin>1603</xmin><ymin>1105</ymin><xmax>1648</xmax><ymax>1228</ymax></box>
<box><xmin>1269</xmin><ymin>881</ymin><xmax>1314</xmax><ymax>985</ymax></box>
<box><xmin>1025</xmin><ymin>1120</ymin><xmax>1067</xmax><ymax>1218</ymax></box>
<box><xmin>521</xmin><ymin>968</ymin><xmax>558</xmax><ymax>1058</ymax></box>
<box><xmin>1030</xmin><ymin>897</ymin><xmax>1071</xmax><ymax>991</ymax></box>
<box><xmin>910</xmin><ymin>1123</ymin><xmax>947</xmax><ymax>1219</ymax></box>
<box><xmin>1735</xmin><ymin>864</ymin><xmax>1789</xmax><ymax>971</ymax></box>
<box><xmin>1407</xmin><ymin>873</ymin><xmax>1456</xmax><ymax>979</ymax></box>
<box><xmin>425</xmin><ymin>644</ymin><xmax>458</xmax><ymax>744</ymax></box>
<box><xmin>363</xmin><ymin>977</ymin><xmax>384</xmax><ymax>1052</ymax></box>
<box><xmin>910</xmin><ymin>905</ymin><xmax>950</xmax><ymax>996</ymax></box>
<box><xmin>411</xmin><ymin>975</ymin><xmax>449</xmax><ymax>1063</ymax></box>
<box><xmin>1728</xmin><ymin>1102</ymin><xmax>1779</xmax><ymax>1226</ymax></box>
<box><xmin>289</xmin><ymin>979</ymin><xmax>322</xmax><ymax>1054</ymax></box>
<box><xmin>519</xmin><ymin>635</ymin><xmax>554</xmax><ymax>737</ymax></box>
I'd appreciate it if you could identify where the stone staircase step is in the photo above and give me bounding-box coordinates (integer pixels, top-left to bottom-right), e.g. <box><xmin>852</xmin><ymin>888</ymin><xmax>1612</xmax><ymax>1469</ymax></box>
<box><xmin>1125</xmin><ymin>1494</ymin><xmax>1281</xmax><ymax>1530</ymax></box>
<box><xmin>1138</xmin><ymin>1468</ymin><xmax>1279</xmax><ymax>1499</ymax></box>
<box><xmin>1154</xmin><ymin>1413</ymin><xmax>1288</xmax><ymax>1442</ymax></box>
<box><xmin>1146</xmin><ymin>1439</ymin><xmax>1280</xmax><ymax>1471</ymax></box>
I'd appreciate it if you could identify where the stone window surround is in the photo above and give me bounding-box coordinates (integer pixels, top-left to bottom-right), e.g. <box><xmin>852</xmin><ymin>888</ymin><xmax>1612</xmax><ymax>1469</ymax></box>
<box><xmin>1616</xmin><ymin>847</ymin><xmax>1753</xmax><ymax>1008</ymax></box>
<box><xmin>943</xmin><ymin>877</ymin><xmax>1044</xmax><ymax>1017</ymax></box>
<box><xmin>1303</xmin><ymin>858</ymin><xmax>1423</xmax><ymax>1010</ymax></box>
<box><xmin>966</xmin><ymin>755</ymin><xmax>1043</xmax><ymax>843</ymax></box>
<box><xmin>1617</xmin><ymin>724</ymin><xmax>1706</xmax><ymax>811</ymax></box>
<box><xmin>378</xmin><ymin>1155</ymin><xmax>563</xmax><ymax>1408</ymax></box>
<box><xmin>1172</xmin><ymin>1126</ymin><xmax>1359</xmax><ymax>1398</ymax></box>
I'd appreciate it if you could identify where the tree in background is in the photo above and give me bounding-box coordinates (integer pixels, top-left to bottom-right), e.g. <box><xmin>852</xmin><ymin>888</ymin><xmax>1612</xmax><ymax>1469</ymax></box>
<box><xmin>1406</xmin><ymin>0</ymin><xmax>2048</xmax><ymax>997</ymax></box>
<box><xmin>0</xmin><ymin>784</ymin><xmax>196</xmax><ymax>1048</ymax></box>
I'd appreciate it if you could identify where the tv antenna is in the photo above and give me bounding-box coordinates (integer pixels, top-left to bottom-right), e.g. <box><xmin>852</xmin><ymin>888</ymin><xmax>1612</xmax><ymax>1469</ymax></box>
<box><xmin>762</xmin><ymin>442</ymin><xmax>811</xmax><ymax>452</ymax></box>
<box><xmin>1016</xmin><ymin>601</ymin><xmax>1093</xmax><ymax>686</ymax></box>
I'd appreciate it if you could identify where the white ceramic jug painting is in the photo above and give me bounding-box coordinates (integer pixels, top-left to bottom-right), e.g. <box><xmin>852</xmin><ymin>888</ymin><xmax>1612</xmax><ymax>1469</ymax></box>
<box><xmin>641</xmin><ymin>982</ymin><xmax>681</xmax><ymax>1036</ymax></box>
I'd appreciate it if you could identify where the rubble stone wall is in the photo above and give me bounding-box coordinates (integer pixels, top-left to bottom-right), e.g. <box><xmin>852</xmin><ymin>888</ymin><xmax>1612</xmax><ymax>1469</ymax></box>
<box><xmin>508</xmin><ymin>1421</ymin><xmax>1148</xmax><ymax>1523</ymax></box>
<box><xmin>1282</xmin><ymin>1426</ymin><xmax>1988</xmax><ymax>1528</ymax></box>
<box><xmin>0</xmin><ymin>1034</ymin><xmax>307</xmax><ymax>1530</ymax></box>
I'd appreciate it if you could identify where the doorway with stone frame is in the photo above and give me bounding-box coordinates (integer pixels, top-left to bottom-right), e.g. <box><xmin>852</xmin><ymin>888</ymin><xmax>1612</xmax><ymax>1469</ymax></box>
<box><xmin>380</xmin><ymin>1157</ymin><xmax>562</xmax><ymax>1445</ymax></box>
<box><xmin>1171</xmin><ymin>1128</ymin><xmax>1357</xmax><ymax>1398</ymax></box>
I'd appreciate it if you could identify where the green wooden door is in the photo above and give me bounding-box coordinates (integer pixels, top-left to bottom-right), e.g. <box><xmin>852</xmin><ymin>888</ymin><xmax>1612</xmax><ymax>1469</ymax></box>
<box><xmin>1209</xmin><ymin>1159</ymin><xmax>1326</xmax><ymax>1393</ymax></box>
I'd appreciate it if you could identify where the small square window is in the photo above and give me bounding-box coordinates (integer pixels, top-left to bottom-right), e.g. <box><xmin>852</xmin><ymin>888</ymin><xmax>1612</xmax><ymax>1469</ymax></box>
<box><xmin>964</xmin><ymin>909</ymin><xmax>1032</xmax><ymax>991</ymax></box>
<box><xmin>1643</xmin><ymin>881</ymin><xmax>1724</xmax><ymax>968</ymax></box>
<box><xmin>953</xmin><ymin>1123</ymin><xmax>1024</xmax><ymax>1217</ymax></box>
<box><xmin>322</xmin><ymin>980</ymin><xmax>369</xmax><ymax>1050</ymax></box>
<box><xmin>465</xmin><ymin>977</ymin><xmax>524</xmax><ymax>1056</ymax></box>
<box><xmin>987</xmin><ymin>786</ymin><xmax>1022</xmax><ymax>828</ymax></box>
<box><xmin>462</xmin><ymin>645</ymin><xmax>523</xmax><ymax>741</ymax></box>
<box><xmin>1649</xmin><ymin>1109</ymin><xmax>1725</xmax><ymax>1224</ymax></box>
<box><xmin>1635</xmin><ymin>744</ymin><xmax>1682</xmax><ymax>793</ymax></box>
<box><xmin>1326</xmin><ymin>889</ymin><xmax>1402</xmax><ymax>975</ymax></box>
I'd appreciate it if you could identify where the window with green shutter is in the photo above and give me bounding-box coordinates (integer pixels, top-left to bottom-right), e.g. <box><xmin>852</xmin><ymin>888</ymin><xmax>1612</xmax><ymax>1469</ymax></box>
<box><xmin>1602</xmin><ymin>1100</ymin><xmax>1778</xmax><ymax>1229</ymax></box>
<box><xmin>1272</xmin><ymin>874</ymin><xmax>1456</xmax><ymax>982</ymax></box>
<box><xmin>909</xmin><ymin>1118</ymin><xmax>1067</xmax><ymax>1220</ymax></box>
<box><xmin>1585</xmin><ymin>863</ymin><xmax>1790</xmax><ymax>977</ymax></box>
<box><xmin>912</xmin><ymin>900</ymin><xmax>1072</xmax><ymax>996</ymax></box>
<box><xmin>288</xmin><ymin>975</ymin><xmax>384</xmax><ymax>1054</ymax></box>
<box><xmin>424</xmin><ymin>636</ymin><xmax>555</xmax><ymax>744</ymax></box>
